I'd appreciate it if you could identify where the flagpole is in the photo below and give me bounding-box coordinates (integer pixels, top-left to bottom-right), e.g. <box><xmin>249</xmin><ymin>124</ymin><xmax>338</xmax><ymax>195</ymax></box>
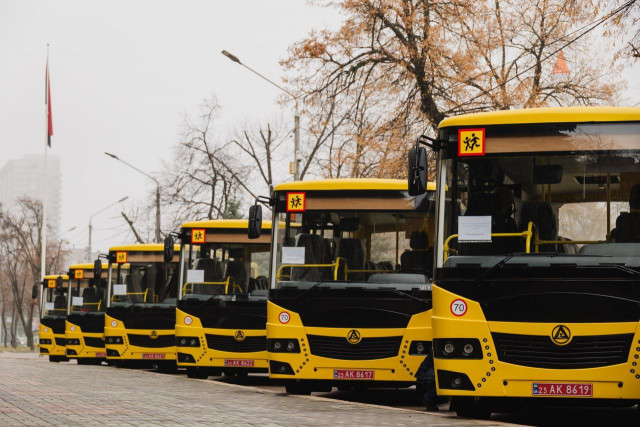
<box><xmin>41</xmin><ymin>44</ymin><xmax>49</xmax><ymax>282</ymax></box>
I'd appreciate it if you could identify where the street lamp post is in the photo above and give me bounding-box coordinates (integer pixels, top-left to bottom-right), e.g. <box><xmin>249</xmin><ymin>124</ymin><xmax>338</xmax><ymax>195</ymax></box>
<box><xmin>88</xmin><ymin>196</ymin><xmax>128</xmax><ymax>261</ymax></box>
<box><xmin>221</xmin><ymin>50</ymin><xmax>300</xmax><ymax>180</ymax></box>
<box><xmin>105</xmin><ymin>152</ymin><xmax>162</xmax><ymax>242</ymax></box>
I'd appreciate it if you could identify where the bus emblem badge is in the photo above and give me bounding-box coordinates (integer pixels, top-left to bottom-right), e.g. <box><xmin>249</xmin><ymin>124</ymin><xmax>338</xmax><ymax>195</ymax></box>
<box><xmin>347</xmin><ymin>330</ymin><xmax>362</xmax><ymax>344</ymax></box>
<box><xmin>551</xmin><ymin>325</ymin><xmax>571</xmax><ymax>345</ymax></box>
<box><xmin>234</xmin><ymin>331</ymin><xmax>245</xmax><ymax>342</ymax></box>
<box><xmin>149</xmin><ymin>330</ymin><xmax>159</xmax><ymax>340</ymax></box>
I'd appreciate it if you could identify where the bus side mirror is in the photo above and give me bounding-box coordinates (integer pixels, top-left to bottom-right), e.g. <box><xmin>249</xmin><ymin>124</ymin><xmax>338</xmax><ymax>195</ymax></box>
<box><xmin>408</xmin><ymin>145</ymin><xmax>428</xmax><ymax>196</ymax></box>
<box><xmin>164</xmin><ymin>235</ymin><xmax>175</xmax><ymax>263</ymax></box>
<box><xmin>248</xmin><ymin>204</ymin><xmax>262</xmax><ymax>239</ymax></box>
<box><xmin>56</xmin><ymin>275</ymin><xmax>63</xmax><ymax>289</ymax></box>
<box><xmin>32</xmin><ymin>284</ymin><xmax>39</xmax><ymax>299</ymax></box>
<box><xmin>93</xmin><ymin>259</ymin><xmax>102</xmax><ymax>280</ymax></box>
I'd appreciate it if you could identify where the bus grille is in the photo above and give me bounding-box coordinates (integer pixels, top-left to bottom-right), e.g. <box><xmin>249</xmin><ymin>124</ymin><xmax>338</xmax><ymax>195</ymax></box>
<box><xmin>307</xmin><ymin>335</ymin><xmax>402</xmax><ymax>360</ymax></box>
<box><xmin>492</xmin><ymin>332</ymin><xmax>633</xmax><ymax>369</ymax></box>
<box><xmin>54</xmin><ymin>337</ymin><xmax>66</xmax><ymax>346</ymax></box>
<box><xmin>127</xmin><ymin>334</ymin><xmax>175</xmax><ymax>348</ymax></box>
<box><xmin>205</xmin><ymin>334</ymin><xmax>266</xmax><ymax>353</ymax></box>
<box><xmin>83</xmin><ymin>337</ymin><xmax>105</xmax><ymax>348</ymax></box>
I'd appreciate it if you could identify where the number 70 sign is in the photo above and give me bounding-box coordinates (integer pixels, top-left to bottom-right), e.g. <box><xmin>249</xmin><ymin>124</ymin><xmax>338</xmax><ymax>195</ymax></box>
<box><xmin>450</xmin><ymin>299</ymin><xmax>468</xmax><ymax>316</ymax></box>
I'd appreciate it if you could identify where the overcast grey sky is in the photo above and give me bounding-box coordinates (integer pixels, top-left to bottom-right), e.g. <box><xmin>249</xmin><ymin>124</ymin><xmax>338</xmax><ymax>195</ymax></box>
<box><xmin>2</xmin><ymin>1</ymin><xmax>640</xmax><ymax>258</ymax></box>
<box><xmin>0</xmin><ymin>0</ymin><xmax>341</xmax><ymax>254</ymax></box>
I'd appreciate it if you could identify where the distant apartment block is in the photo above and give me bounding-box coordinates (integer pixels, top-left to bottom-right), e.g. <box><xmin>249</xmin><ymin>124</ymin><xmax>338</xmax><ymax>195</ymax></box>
<box><xmin>0</xmin><ymin>154</ymin><xmax>62</xmax><ymax>235</ymax></box>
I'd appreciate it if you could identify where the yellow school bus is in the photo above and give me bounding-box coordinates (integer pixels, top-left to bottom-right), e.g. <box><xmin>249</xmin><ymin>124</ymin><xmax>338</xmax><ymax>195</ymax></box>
<box><xmin>65</xmin><ymin>263</ymin><xmax>109</xmax><ymax>364</ymax></box>
<box><xmin>409</xmin><ymin>107</ymin><xmax>640</xmax><ymax>417</ymax></box>
<box><xmin>104</xmin><ymin>244</ymin><xmax>180</xmax><ymax>370</ymax></box>
<box><xmin>39</xmin><ymin>274</ymin><xmax>69</xmax><ymax>362</ymax></box>
<box><xmin>175</xmin><ymin>219</ymin><xmax>272</xmax><ymax>379</ymax></box>
<box><xmin>252</xmin><ymin>178</ymin><xmax>436</xmax><ymax>394</ymax></box>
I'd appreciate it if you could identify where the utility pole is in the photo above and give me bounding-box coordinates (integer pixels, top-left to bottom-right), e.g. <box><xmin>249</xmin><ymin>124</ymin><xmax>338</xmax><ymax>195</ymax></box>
<box><xmin>222</xmin><ymin>50</ymin><xmax>300</xmax><ymax>180</ymax></box>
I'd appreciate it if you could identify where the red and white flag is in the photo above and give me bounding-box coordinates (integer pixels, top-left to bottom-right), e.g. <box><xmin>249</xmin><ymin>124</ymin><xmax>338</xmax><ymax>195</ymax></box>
<box><xmin>45</xmin><ymin>54</ymin><xmax>53</xmax><ymax>147</ymax></box>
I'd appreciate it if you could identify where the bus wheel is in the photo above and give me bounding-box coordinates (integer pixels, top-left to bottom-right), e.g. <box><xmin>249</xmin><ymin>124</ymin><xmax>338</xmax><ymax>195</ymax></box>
<box><xmin>452</xmin><ymin>397</ymin><xmax>491</xmax><ymax>419</ymax></box>
<box><xmin>285</xmin><ymin>382</ymin><xmax>312</xmax><ymax>395</ymax></box>
<box><xmin>186</xmin><ymin>367</ymin><xmax>209</xmax><ymax>379</ymax></box>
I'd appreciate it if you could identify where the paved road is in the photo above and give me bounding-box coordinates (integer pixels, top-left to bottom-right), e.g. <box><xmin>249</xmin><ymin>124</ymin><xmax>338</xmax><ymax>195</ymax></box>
<box><xmin>0</xmin><ymin>353</ymin><xmax>485</xmax><ymax>426</ymax></box>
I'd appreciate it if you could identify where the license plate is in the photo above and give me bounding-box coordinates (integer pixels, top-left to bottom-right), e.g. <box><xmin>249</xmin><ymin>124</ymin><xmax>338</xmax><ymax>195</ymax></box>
<box><xmin>532</xmin><ymin>382</ymin><xmax>593</xmax><ymax>397</ymax></box>
<box><xmin>95</xmin><ymin>352</ymin><xmax>106</xmax><ymax>358</ymax></box>
<box><xmin>224</xmin><ymin>359</ymin><xmax>254</xmax><ymax>367</ymax></box>
<box><xmin>142</xmin><ymin>353</ymin><xmax>166</xmax><ymax>359</ymax></box>
<box><xmin>333</xmin><ymin>369</ymin><xmax>374</xmax><ymax>380</ymax></box>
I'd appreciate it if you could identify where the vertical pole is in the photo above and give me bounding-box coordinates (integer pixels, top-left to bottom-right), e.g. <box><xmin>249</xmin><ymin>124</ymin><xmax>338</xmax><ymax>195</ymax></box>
<box><xmin>294</xmin><ymin>104</ymin><xmax>300</xmax><ymax>181</ymax></box>
<box><xmin>41</xmin><ymin>45</ymin><xmax>49</xmax><ymax>282</ymax></box>
<box><xmin>88</xmin><ymin>221</ymin><xmax>92</xmax><ymax>261</ymax></box>
<box><xmin>155</xmin><ymin>184</ymin><xmax>161</xmax><ymax>242</ymax></box>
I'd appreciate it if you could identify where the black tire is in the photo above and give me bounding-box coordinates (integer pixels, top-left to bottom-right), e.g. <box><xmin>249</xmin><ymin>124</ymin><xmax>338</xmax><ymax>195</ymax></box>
<box><xmin>210</xmin><ymin>368</ymin><xmax>222</xmax><ymax>377</ymax></box>
<box><xmin>186</xmin><ymin>367</ymin><xmax>209</xmax><ymax>379</ymax></box>
<box><xmin>285</xmin><ymin>382</ymin><xmax>312</xmax><ymax>395</ymax></box>
<box><xmin>49</xmin><ymin>355</ymin><xmax>67</xmax><ymax>362</ymax></box>
<box><xmin>452</xmin><ymin>397</ymin><xmax>491</xmax><ymax>419</ymax></box>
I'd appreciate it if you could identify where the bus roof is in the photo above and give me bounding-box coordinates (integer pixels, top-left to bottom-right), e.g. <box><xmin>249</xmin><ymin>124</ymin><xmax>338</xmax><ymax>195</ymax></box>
<box><xmin>108</xmin><ymin>243</ymin><xmax>179</xmax><ymax>253</ymax></box>
<box><xmin>180</xmin><ymin>218</ymin><xmax>272</xmax><ymax>230</ymax></box>
<box><xmin>68</xmin><ymin>263</ymin><xmax>108</xmax><ymax>270</ymax></box>
<box><xmin>274</xmin><ymin>178</ymin><xmax>436</xmax><ymax>192</ymax></box>
<box><xmin>43</xmin><ymin>274</ymin><xmax>69</xmax><ymax>280</ymax></box>
<box><xmin>439</xmin><ymin>106</ymin><xmax>640</xmax><ymax>128</ymax></box>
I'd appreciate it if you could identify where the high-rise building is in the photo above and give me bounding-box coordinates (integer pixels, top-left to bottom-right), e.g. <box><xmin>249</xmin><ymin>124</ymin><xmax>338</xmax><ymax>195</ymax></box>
<box><xmin>0</xmin><ymin>154</ymin><xmax>62</xmax><ymax>236</ymax></box>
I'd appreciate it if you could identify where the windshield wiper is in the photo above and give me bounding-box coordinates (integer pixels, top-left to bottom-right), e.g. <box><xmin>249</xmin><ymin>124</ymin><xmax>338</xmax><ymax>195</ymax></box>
<box><xmin>294</xmin><ymin>281</ymin><xmax>324</xmax><ymax>301</ymax></box>
<box><xmin>580</xmin><ymin>264</ymin><xmax>640</xmax><ymax>279</ymax></box>
<box><xmin>472</xmin><ymin>255</ymin><xmax>514</xmax><ymax>284</ymax></box>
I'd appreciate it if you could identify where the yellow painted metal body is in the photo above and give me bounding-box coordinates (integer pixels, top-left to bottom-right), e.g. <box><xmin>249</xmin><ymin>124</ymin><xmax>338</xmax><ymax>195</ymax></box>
<box><xmin>175</xmin><ymin>308</ymin><xmax>269</xmax><ymax>370</ymax></box>
<box><xmin>104</xmin><ymin>313</ymin><xmax>176</xmax><ymax>362</ymax></box>
<box><xmin>267</xmin><ymin>301</ymin><xmax>432</xmax><ymax>382</ymax></box>
<box><xmin>431</xmin><ymin>285</ymin><xmax>640</xmax><ymax>399</ymax></box>
<box><xmin>65</xmin><ymin>320</ymin><xmax>106</xmax><ymax>360</ymax></box>
<box><xmin>39</xmin><ymin>323</ymin><xmax>65</xmax><ymax>357</ymax></box>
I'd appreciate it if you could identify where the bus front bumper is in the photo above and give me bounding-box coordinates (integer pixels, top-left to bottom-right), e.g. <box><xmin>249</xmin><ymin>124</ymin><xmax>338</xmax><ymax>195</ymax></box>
<box><xmin>175</xmin><ymin>309</ymin><xmax>268</xmax><ymax>371</ymax></box>
<box><xmin>104</xmin><ymin>314</ymin><xmax>176</xmax><ymax>362</ymax></box>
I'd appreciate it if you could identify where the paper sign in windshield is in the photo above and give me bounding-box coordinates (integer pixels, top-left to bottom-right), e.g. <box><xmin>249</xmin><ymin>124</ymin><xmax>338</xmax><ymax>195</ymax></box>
<box><xmin>282</xmin><ymin>247</ymin><xmax>305</xmax><ymax>265</ymax></box>
<box><xmin>45</xmin><ymin>302</ymin><xmax>55</xmax><ymax>311</ymax></box>
<box><xmin>72</xmin><ymin>297</ymin><xmax>84</xmax><ymax>306</ymax></box>
<box><xmin>113</xmin><ymin>284</ymin><xmax>127</xmax><ymax>296</ymax></box>
<box><xmin>187</xmin><ymin>269</ymin><xmax>205</xmax><ymax>283</ymax></box>
<box><xmin>458</xmin><ymin>216</ymin><xmax>492</xmax><ymax>242</ymax></box>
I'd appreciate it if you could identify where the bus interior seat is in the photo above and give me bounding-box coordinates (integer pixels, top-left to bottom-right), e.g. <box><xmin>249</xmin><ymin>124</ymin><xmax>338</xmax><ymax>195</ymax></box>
<box><xmin>291</xmin><ymin>233</ymin><xmax>333</xmax><ymax>281</ymax></box>
<box><xmin>557</xmin><ymin>236</ymin><xmax>578</xmax><ymax>254</ymax></box>
<box><xmin>225</xmin><ymin>260</ymin><xmax>249</xmax><ymax>291</ymax></box>
<box><xmin>53</xmin><ymin>294</ymin><xmax>66</xmax><ymax>309</ymax></box>
<box><xmin>377</xmin><ymin>261</ymin><xmax>394</xmax><ymax>271</ymax></box>
<box><xmin>401</xmin><ymin>231</ymin><xmax>433</xmax><ymax>275</ymax></box>
<box><xmin>82</xmin><ymin>287</ymin><xmax>98</xmax><ymax>304</ymax></box>
<box><xmin>611</xmin><ymin>212</ymin><xmax>640</xmax><ymax>242</ymax></box>
<box><xmin>519</xmin><ymin>201</ymin><xmax>557</xmax><ymax>252</ymax></box>
<box><xmin>337</xmin><ymin>238</ymin><xmax>366</xmax><ymax>281</ymax></box>
<box><xmin>248</xmin><ymin>276</ymin><xmax>269</xmax><ymax>293</ymax></box>
<box><xmin>192</xmin><ymin>258</ymin><xmax>223</xmax><ymax>294</ymax></box>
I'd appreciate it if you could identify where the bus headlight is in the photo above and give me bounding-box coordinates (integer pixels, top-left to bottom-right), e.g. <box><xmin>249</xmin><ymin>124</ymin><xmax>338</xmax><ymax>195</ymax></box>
<box><xmin>434</xmin><ymin>339</ymin><xmax>482</xmax><ymax>359</ymax></box>
<box><xmin>409</xmin><ymin>341</ymin><xmax>431</xmax><ymax>355</ymax></box>
<box><xmin>106</xmin><ymin>336</ymin><xmax>124</xmax><ymax>345</ymax></box>
<box><xmin>177</xmin><ymin>336</ymin><xmax>200</xmax><ymax>347</ymax></box>
<box><xmin>268</xmin><ymin>339</ymin><xmax>300</xmax><ymax>353</ymax></box>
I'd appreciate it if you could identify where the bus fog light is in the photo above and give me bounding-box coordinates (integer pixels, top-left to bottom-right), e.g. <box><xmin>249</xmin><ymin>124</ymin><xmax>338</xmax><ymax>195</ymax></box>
<box><xmin>279</xmin><ymin>365</ymin><xmax>287</xmax><ymax>373</ymax></box>
<box><xmin>463</xmin><ymin>343</ymin><xmax>474</xmax><ymax>355</ymax></box>
<box><xmin>452</xmin><ymin>377</ymin><xmax>462</xmax><ymax>388</ymax></box>
<box><xmin>444</xmin><ymin>343</ymin><xmax>455</xmax><ymax>355</ymax></box>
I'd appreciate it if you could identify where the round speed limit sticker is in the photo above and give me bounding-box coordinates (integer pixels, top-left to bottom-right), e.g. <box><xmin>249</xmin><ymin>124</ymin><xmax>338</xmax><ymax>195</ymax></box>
<box><xmin>450</xmin><ymin>299</ymin><xmax>468</xmax><ymax>317</ymax></box>
<box><xmin>278</xmin><ymin>311</ymin><xmax>291</xmax><ymax>324</ymax></box>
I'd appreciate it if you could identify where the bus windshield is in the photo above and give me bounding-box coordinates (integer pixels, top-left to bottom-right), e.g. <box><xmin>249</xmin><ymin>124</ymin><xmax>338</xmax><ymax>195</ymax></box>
<box><xmin>180</xmin><ymin>242</ymin><xmax>270</xmax><ymax>299</ymax></box>
<box><xmin>68</xmin><ymin>276</ymin><xmax>106</xmax><ymax>314</ymax></box>
<box><xmin>273</xmin><ymin>199</ymin><xmax>435</xmax><ymax>296</ymax></box>
<box><xmin>42</xmin><ymin>284</ymin><xmax>68</xmax><ymax>317</ymax></box>
<box><xmin>436</xmin><ymin>122</ymin><xmax>640</xmax><ymax>271</ymax></box>
<box><xmin>110</xmin><ymin>262</ymin><xmax>178</xmax><ymax>306</ymax></box>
